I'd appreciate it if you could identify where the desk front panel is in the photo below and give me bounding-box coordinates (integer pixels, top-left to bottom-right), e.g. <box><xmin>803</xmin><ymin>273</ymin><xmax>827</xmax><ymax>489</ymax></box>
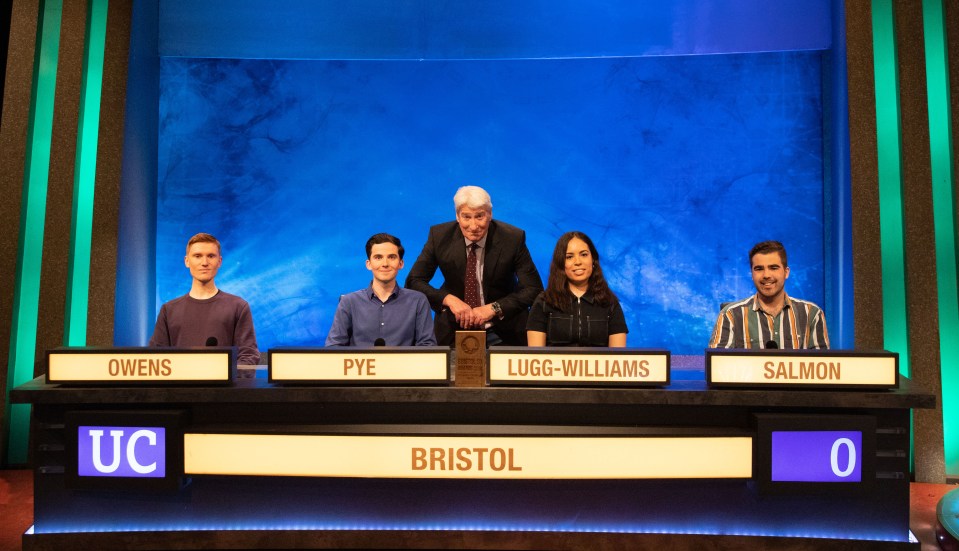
<box><xmin>20</xmin><ymin>380</ymin><xmax>919</xmax><ymax>543</ymax></box>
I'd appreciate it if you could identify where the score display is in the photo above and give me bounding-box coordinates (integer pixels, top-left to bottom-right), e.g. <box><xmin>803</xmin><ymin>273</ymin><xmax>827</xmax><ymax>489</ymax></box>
<box><xmin>771</xmin><ymin>431</ymin><xmax>862</xmax><ymax>482</ymax></box>
<box><xmin>754</xmin><ymin>414</ymin><xmax>876</xmax><ymax>494</ymax></box>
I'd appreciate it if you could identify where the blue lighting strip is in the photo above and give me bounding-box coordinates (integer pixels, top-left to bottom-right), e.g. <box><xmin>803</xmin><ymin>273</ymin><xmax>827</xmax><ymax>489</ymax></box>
<box><xmin>112</xmin><ymin>0</ymin><xmax>158</xmax><ymax>346</ymax></box>
<box><xmin>824</xmin><ymin>0</ymin><xmax>854</xmax><ymax>348</ymax></box>
<box><xmin>28</xmin><ymin>523</ymin><xmax>911</xmax><ymax>542</ymax></box>
<box><xmin>5</xmin><ymin>0</ymin><xmax>63</xmax><ymax>465</ymax></box>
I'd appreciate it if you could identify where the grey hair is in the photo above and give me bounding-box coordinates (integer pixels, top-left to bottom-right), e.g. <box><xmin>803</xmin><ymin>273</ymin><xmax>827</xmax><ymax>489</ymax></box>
<box><xmin>453</xmin><ymin>186</ymin><xmax>492</xmax><ymax>212</ymax></box>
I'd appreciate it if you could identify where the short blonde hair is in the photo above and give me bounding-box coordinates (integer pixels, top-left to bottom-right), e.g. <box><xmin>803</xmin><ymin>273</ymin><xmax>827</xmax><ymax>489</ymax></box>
<box><xmin>186</xmin><ymin>233</ymin><xmax>221</xmax><ymax>255</ymax></box>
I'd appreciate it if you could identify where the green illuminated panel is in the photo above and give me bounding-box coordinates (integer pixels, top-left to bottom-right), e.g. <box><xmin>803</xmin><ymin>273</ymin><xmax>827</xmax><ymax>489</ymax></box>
<box><xmin>65</xmin><ymin>0</ymin><xmax>109</xmax><ymax>346</ymax></box>
<box><xmin>871</xmin><ymin>0</ymin><xmax>910</xmax><ymax>375</ymax></box>
<box><xmin>922</xmin><ymin>0</ymin><xmax>958</xmax><ymax>476</ymax></box>
<box><xmin>5</xmin><ymin>0</ymin><xmax>63</xmax><ymax>464</ymax></box>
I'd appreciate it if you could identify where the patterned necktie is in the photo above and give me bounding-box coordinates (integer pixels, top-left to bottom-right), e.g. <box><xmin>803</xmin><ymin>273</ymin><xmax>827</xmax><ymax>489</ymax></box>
<box><xmin>465</xmin><ymin>243</ymin><xmax>481</xmax><ymax>308</ymax></box>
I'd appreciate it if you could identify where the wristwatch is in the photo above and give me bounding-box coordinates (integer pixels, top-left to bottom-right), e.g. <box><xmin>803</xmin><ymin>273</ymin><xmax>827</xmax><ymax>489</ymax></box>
<box><xmin>490</xmin><ymin>302</ymin><xmax>503</xmax><ymax>318</ymax></box>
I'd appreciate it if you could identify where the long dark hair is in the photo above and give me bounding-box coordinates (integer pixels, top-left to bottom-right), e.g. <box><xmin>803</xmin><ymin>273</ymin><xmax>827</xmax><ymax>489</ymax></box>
<box><xmin>542</xmin><ymin>231</ymin><xmax>617</xmax><ymax>311</ymax></box>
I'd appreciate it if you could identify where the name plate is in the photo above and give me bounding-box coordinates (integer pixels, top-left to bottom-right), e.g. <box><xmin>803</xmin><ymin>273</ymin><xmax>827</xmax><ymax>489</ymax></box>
<box><xmin>487</xmin><ymin>347</ymin><xmax>669</xmax><ymax>386</ymax></box>
<box><xmin>706</xmin><ymin>349</ymin><xmax>899</xmax><ymax>389</ymax></box>
<box><xmin>269</xmin><ymin>347</ymin><xmax>450</xmax><ymax>384</ymax></box>
<box><xmin>47</xmin><ymin>347</ymin><xmax>235</xmax><ymax>385</ymax></box>
<box><xmin>184</xmin><ymin>431</ymin><xmax>751</xmax><ymax>479</ymax></box>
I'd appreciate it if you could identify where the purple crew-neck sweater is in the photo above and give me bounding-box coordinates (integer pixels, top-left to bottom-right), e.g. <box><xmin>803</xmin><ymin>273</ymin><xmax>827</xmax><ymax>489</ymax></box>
<box><xmin>148</xmin><ymin>291</ymin><xmax>260</xmax><ymax>365</ymax></box>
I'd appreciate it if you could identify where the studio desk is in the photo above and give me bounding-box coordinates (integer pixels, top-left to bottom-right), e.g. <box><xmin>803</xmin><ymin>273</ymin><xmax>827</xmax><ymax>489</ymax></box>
<box><xmin>11</xmin><ymin>346</ymin><xmax>935</xmax><ymax>551</ymax></box>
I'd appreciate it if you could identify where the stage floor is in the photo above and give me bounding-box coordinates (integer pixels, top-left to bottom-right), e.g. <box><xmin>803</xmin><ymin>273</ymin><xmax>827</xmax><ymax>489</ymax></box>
<box><xmin>0</xmin><ymin>469</ymin><xmax>953</xmax><ymax>550</ymax></box>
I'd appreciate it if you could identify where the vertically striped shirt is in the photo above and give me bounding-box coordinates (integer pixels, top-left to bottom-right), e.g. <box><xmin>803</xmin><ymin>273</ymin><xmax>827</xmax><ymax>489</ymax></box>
<box><xmin>708</xmin><ymin>293</ymin><xmax>829</xmax><ymax>349</ymax></box>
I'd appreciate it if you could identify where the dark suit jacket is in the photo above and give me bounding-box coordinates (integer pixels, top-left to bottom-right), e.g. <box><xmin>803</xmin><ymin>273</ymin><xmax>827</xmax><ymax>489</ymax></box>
<box><xmin>405</xmin><ymin>220</ymin><xmax>543</xmax><ymax>346</ymax></box>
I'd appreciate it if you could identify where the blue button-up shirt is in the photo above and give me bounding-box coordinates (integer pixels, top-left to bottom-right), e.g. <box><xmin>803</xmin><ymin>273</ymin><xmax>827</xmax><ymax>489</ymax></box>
<box><xmin>325</xmin><ymin>284</ymin><xmax>436</xmax><ymax>346</ymax></box>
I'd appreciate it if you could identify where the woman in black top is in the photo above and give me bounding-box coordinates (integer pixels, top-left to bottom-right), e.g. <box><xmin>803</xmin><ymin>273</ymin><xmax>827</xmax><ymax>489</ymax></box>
<box><xmin>526</xmin><ymin>231</ymin><xmax>628</xmax><ymax>347</ymax></box>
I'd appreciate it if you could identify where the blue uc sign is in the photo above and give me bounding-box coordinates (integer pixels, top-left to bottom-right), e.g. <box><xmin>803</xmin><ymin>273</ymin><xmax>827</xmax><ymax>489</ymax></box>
<box><xmin>77</xmin><ymin>426</ymin><xmax>166</xmax><ymax>478</ymax></box>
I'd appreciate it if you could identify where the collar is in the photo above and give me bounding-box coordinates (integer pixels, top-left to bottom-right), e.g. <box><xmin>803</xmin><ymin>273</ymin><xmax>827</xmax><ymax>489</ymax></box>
<box><xmin>367</xmin><ymin>283</ymin><xmax>400</xmax><ymax>301</ymax></box>
<box><xmin>463</xmin><ymin>234</ymin><xmax>489</xmax><ymax>249</ymax></box>
<box><xmin>751</xmin><ymin>292</ymin><xmax>791</xmax><ymax>312</ymax></box>
<box><xmin>572</xmin><ymin>289</ymin><xmax>597</xmax><ymax>303</ymax></box>
<box><xmin>187</xmin><ymin>289</ymin><xmax>221</xmax><ymax>302</ymax></box>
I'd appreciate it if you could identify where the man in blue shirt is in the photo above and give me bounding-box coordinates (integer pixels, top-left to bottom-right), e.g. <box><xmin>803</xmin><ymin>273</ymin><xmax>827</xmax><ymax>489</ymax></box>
<box><xmin>326</xmin><ymin>233</ymin><xmax>437</xmax><ymax>346</ymax></box>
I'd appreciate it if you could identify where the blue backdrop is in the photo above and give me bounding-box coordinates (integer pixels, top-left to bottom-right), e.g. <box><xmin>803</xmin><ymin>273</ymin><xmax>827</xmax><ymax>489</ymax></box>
<box><xmin>157</xmin><ymin>52</ymin><xmax>825</xmax><ymax>353</ymax></box>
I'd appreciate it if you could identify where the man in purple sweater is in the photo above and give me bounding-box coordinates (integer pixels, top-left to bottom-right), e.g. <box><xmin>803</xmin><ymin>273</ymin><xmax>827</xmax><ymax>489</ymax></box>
<box><xmin>148</xmin><ymin>233</ymin><xmax>260</xmax><ymax>365</ymax></box>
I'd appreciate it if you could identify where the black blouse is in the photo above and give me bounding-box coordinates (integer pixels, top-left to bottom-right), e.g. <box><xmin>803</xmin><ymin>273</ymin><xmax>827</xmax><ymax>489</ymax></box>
<box><xmin>526</xmin><ymin>291</ymin><xmax>628</xmax><ymax>346</ymax></box>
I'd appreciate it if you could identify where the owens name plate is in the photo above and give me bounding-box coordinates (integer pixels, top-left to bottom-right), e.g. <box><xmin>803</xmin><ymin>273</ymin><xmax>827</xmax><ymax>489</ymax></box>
<box><xmin>269</xmin><ymin>347</ymin><xmax>450</xmax><ymax>384</ymax></box>
<box><xmin>487</xmin><ymin>347</ymin><xmax>669</xmax><ymax>386</ymax></box>
<box><xmin>47</xmin><ymin>347</ymin><xmax>235</xmax><ymax>385</ymax></box>
<box><xmin>706</xmin><ymin>349</ymin><xmax>898</xmax><ymax>389</ymax></box>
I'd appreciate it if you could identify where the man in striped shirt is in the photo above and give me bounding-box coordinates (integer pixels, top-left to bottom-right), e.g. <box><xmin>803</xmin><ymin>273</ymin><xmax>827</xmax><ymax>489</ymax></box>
<box><xmin>709</xmin><ymin>240</ymin><xmax>829</xmax><ymax>350</ymax></box>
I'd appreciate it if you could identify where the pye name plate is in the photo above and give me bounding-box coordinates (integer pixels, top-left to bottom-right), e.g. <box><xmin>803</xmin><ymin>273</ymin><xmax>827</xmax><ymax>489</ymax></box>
<box><xmin>269</xmin><ymin>347</ymin><xmax>450</xmax><ymax>384</ymax></box>
<box><xmin>47</xmin><ymin>347</ymin><xmax>235</xmax><ymax>384</ymax></box>
<box><xmin>487</xmin><ymin>347</ymin><xmax>669</xmax><ymax>386</ymax></box>
<box><xmin>706</xmin><ymin>349</ymin><xmax>898</xmax><ymax>389</ymax></box>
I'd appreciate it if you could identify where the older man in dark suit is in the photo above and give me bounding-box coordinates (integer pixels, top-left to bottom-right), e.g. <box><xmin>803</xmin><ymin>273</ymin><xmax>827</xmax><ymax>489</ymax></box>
<box><xmin>406</xmin><ymin>186</ymin><xmax>543</xmax><ymax>346</ymax></box>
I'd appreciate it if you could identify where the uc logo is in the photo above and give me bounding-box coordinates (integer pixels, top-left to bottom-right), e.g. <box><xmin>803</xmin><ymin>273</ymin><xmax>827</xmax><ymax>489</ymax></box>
<box><xmin>78</xmin><ymin>426</ymin><xmax>166</xmax><ymax>478</ymax></box>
